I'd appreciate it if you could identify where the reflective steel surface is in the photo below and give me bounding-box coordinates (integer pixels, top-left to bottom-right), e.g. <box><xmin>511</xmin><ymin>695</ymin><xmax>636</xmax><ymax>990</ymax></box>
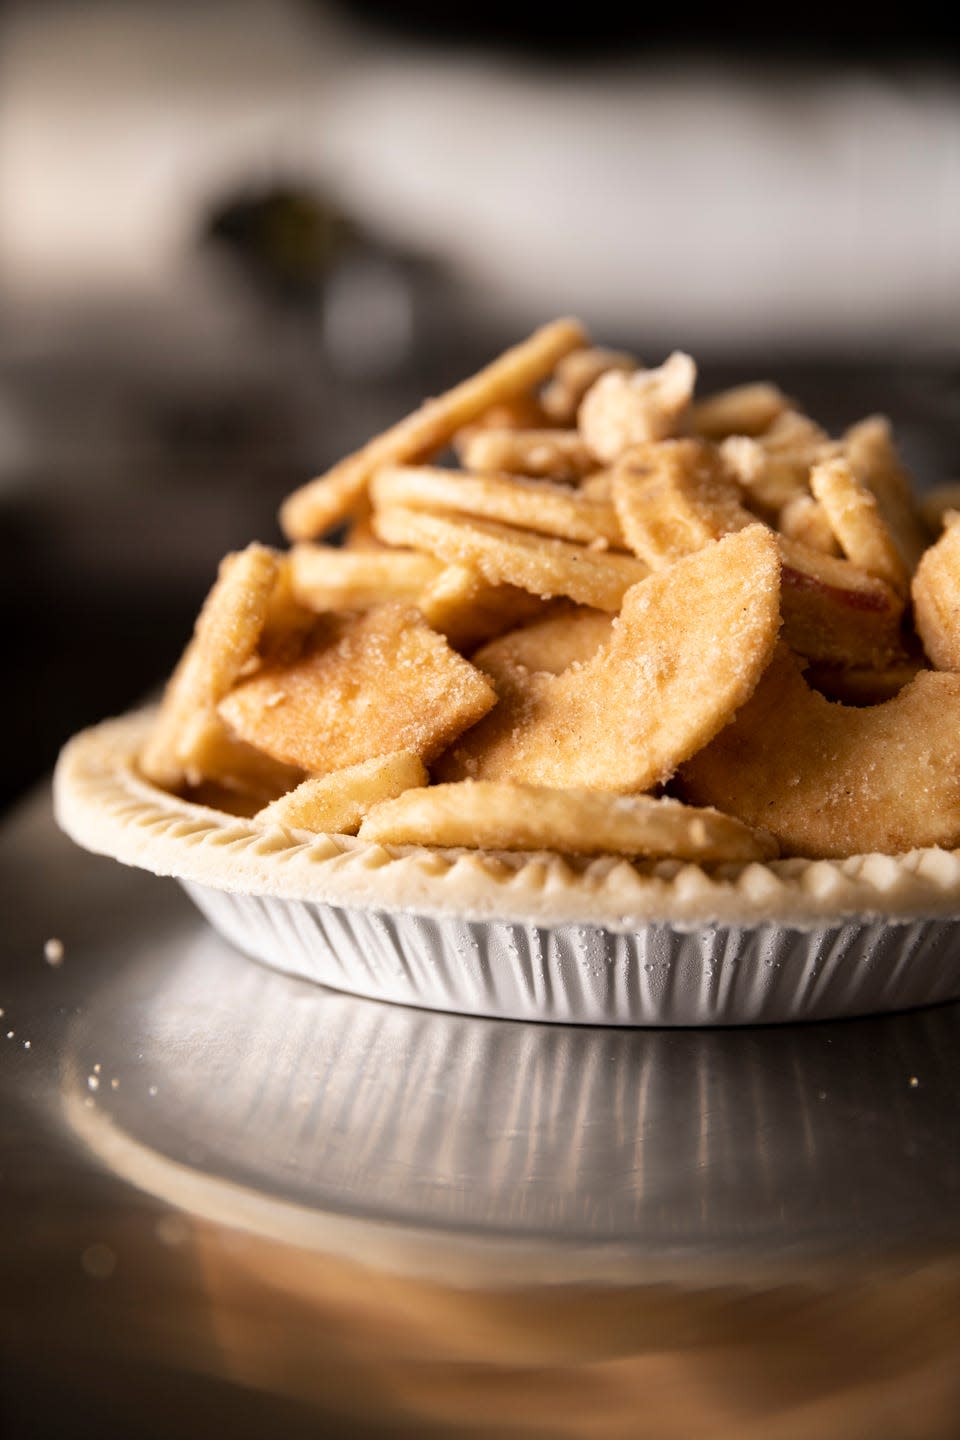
<box><xmin>3</xmin><ymin>788</ymin><xmax>960</xmax><ymax>1437</ymax></box>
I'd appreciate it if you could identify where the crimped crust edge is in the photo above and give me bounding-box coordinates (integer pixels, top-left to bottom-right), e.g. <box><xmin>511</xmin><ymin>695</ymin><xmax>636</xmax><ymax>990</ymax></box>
<box><xmin>54</xmin><ymin>711</ymin><xmax>960</xmax><ymax>932</ymax></box>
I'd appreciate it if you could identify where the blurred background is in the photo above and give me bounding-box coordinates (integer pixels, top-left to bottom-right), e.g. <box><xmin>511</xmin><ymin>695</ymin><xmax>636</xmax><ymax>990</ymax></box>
<box><xmin>2</xmin><ymin>0</ymin><xmax>959</xmax><ymax>811</ymax></box>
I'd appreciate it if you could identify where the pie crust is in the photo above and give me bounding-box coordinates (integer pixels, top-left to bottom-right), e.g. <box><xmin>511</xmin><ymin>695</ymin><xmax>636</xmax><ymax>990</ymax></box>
<box><xmin>54</xmin><ymin>710</ymin><xmax>960</xmax><ymax>932</ymax></box>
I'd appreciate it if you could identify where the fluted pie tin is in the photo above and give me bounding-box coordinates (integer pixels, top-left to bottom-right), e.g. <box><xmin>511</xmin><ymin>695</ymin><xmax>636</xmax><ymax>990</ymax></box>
<box><xmin>54</xmin><ymin>712</ymin><xmax>960</xmax><ymax>1027</ymax></box>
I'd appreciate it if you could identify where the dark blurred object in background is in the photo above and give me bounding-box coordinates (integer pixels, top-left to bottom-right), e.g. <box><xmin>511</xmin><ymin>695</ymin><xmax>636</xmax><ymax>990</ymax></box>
<box><xmin>2</xmin><ymin>167</ymin><xmax>455</xmax><ymax>813</ymax></box>
<box><xmin>203</xmin><ymin>180</ymin><xmax>445</xmax><ymax>377</ymax></box>
<box><xmin>207</xmin><ymin>184</ymin><xmax>359</xmax><ymax>306</ymax></box>
<box><xmin>334</xmin><ymin>0</ymin><xmax>960</xmax><ymax>56</ymax></box>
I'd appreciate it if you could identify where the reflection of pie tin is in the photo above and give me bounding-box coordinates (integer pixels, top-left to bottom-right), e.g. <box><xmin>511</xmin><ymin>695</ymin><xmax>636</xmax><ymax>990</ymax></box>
<box><xmin>56</xmin><ymin>712</ymin><xmax>960</xmax><ymax>1026</ymax></box>
<box><xmin>61</xmin><ymin>928</ymin><xmax>960</xmax><ymax>1275</ymax></box>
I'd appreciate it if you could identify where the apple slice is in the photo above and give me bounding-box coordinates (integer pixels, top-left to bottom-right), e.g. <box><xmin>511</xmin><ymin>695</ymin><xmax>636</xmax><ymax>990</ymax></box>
<box><xmin>679</xmin><ymin>646</ymin><xmax>960</xmax><ymax>857</ymax></box>
<box><xmin>437</xmin><ymin>525</ymin><xmax>780</xmax><ymax>792</ymax></box>
<box><xmin>778</xmin><ymin>537</ymin><xmax>905</xmax><ymax>669</ymax></box>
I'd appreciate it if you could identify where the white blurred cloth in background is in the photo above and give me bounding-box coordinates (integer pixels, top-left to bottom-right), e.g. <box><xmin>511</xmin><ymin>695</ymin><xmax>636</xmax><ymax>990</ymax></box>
<box><xmin>1</xmin><ymin>0</ymin><xmax>958</xmax><ymax>352</ymax></box>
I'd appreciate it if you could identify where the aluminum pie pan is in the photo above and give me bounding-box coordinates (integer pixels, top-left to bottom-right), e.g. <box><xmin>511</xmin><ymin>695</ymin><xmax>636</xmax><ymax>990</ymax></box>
<box><xmin>54</xmin><ymin>711</ymin><xmax>960</xmax><ymax>1025</ymax></box>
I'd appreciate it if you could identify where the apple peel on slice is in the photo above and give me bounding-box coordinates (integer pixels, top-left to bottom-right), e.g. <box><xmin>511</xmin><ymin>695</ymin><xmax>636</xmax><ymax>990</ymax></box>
<box><xmin>679</xmin><ymin>646</ymin><xmax>960</xmax><ymax>858</ymax></box>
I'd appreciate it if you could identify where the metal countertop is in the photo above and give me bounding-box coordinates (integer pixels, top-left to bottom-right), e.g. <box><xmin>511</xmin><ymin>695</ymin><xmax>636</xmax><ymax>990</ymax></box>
<box><xmin>3</xmin><ymin>786</ymin><xmax>960</xmax><ymax>1438</ymax></box>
